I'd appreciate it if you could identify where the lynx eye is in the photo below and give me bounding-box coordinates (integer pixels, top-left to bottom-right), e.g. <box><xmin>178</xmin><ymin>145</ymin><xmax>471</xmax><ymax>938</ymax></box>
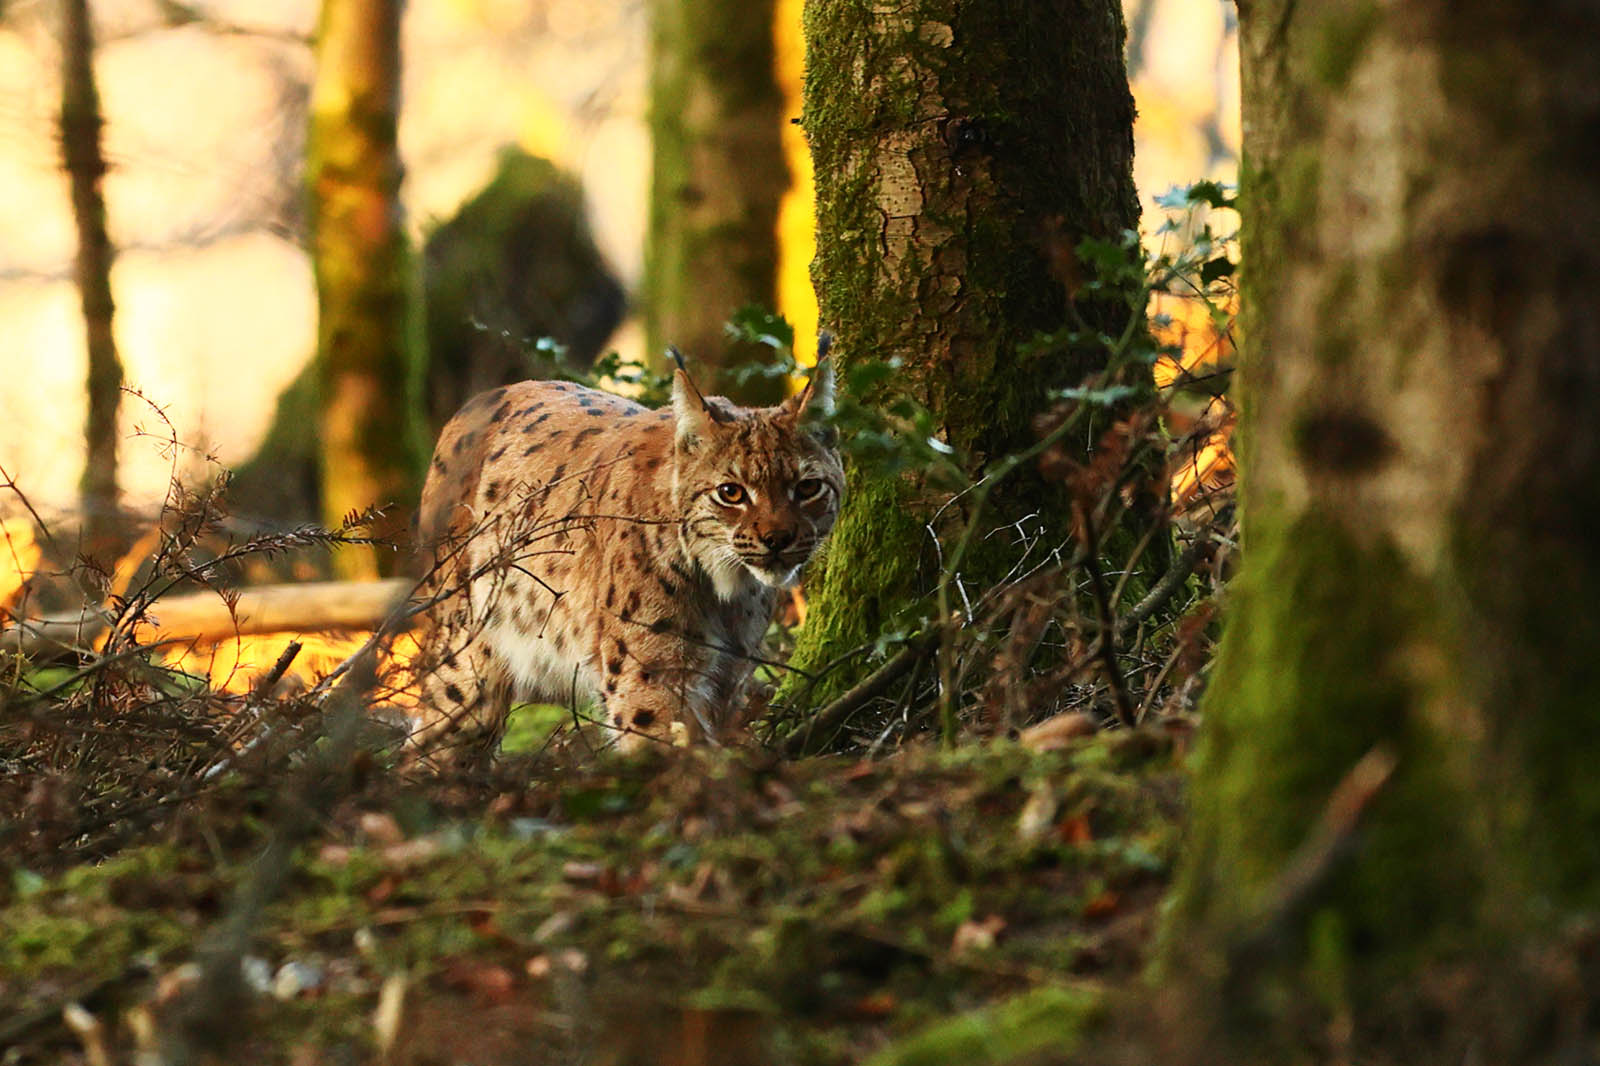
<box><xmin>794</xmin><ymin>478</ymin><xmax>824</xmax><ymax>501</ymax></box>
<box><xmin>715</xmin><ymin>482</ymin><xmax>748</xmax><ymax>506</ymax></box>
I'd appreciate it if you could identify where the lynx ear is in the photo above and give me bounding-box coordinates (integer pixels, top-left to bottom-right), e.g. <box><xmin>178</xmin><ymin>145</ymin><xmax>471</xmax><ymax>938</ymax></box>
<box><xmin>782</xmin><ymin>331</ymin><xmax>836</xmax><ymax>423</ymax></box>
<box><xmin>669</xmin><ymin>346</ymin><xmax>724</xmax><ymax>450</ymax></box>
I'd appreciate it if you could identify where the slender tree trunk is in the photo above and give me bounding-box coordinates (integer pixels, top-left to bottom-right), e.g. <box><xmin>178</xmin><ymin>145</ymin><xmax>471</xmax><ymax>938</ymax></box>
<box><xmin>645</xmin><ymin>0</ymin><xmax>789</xmax><ymax>403</ymax></box>
<box><xmin>308</xmin><ymin>0</ymin><xmax>425</xmax><ymax>578</ymax></box>
<box><xmin>61</xmin><ymin>0</ymin><xmax>123</xmax><ymax>557</ymax></box>
<box><xmin>1161</xmin><ymin>2</ymin><xmax>1600</xmax><ymax>1060</ymax></box>
<box><xmin>782</xmin><ymin>0</ymin><xmax>1140</xmax><ymax>704</ymax></box>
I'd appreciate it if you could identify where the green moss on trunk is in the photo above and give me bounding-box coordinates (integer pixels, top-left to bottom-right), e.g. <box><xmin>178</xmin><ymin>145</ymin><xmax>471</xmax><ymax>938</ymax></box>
<box><xmin>781</xmin><ymin>0</ymin><xmax>1141</xmax><ymax>708</ymax></box>
<box><xmin>1173</xmin><ymin>510</ymin><xmax>1481</xmax><ymax>969</ymax></box>
<box><xmin>646</xmin><ymin>0</ymin><xmax>788</xmax><ymax>403</ymax></box>
<box><xmin>1162</xmin><ymin>1</ymin><xmax>1600</xmax><ymax>1058</ymax></box>
<box><xmin>308</xmin><ymin>0</ymin><xmax>427</xmax><ymax>577</ymax></box>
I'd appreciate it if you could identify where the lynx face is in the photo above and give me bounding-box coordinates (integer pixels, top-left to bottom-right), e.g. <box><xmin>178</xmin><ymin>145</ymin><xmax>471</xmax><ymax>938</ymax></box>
<box><xmin>673</xmin><ymin>382</ymin><xmax>843</xmax><ymax>597</ymax></box>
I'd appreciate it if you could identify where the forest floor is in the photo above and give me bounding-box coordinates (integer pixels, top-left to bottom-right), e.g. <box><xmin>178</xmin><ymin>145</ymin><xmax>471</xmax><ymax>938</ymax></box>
<box><xmin>0</xmin><ymin>726</ymin><xmax>1189</xmax><ymax>1065</ymax></box>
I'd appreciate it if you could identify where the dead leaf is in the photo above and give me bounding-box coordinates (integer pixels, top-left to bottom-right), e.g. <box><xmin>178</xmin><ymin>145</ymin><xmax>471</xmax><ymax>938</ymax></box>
<box><xmin>1019</xmin><ymin>712</ymin><xmax>1096</xmax><ymax>752</ymax></box>
<box><xmin>365</xmin><ymin>874</ymin><xmax>398</xmax><ymax>905</ymax></box>
<box><xmin>62</xmin><ymin>1002</ymin><xmax>111</xmax><ymax>1066</ymax></box>
<box><xmin>1083</xmin><ymin>890</ymin><xmax>1121</xmax><ymax>920</ymax></box>
<box><xmin>1015</xmin><ymin>785</ymin><xmax>1059</xmax><ymax>844</ymax></box>
<box><xmin>533</xmin><ymin>911</ymin><xmax>575</xmax><ymax>943</ymax></box>
<box><xmin>951</xmin><ymin>914</ymin><xmax>1007</xmax><ymax>956</ymax></box>
<box><xmin>378</xmin><ymin>837</ymin><xmax>441</xmax><ymax>869</ymax></box>
<box><xmin>358</xmin><ymin>812</ymin><xmax>404</xmax><ymax>845</ymax></box>
<box><xmin>850</xmin><ymin>992</ymin><xmax>898</xmax><ymax>1018</ymax></box>
<box><xmin>844</xmin><ymin>761</ymin><xmax>877</xmax><ymax>782</ymax></box>
<box><xmin>1060</xmin><ymin>815</ymin><xmax>1093</xmax><ymax>846</ymax></box>
<box><xmin>318</xmin><ymin>844</ymin><xmax>354</xmax><ymax>866</ymax></box>
<box><xmin>154</xmin><ymin>963</ymin><xmax>201</xmax><ymax>1004</ymax></box>
<box><xmin>439</xmin><ymin>960</ymin><xmax>516</xmax><ymax>1006</ymax></box>
<box><xmin>372</xmin><ymin>974</ymin><xmax>407</xmax><ymax>1057</ymax></box>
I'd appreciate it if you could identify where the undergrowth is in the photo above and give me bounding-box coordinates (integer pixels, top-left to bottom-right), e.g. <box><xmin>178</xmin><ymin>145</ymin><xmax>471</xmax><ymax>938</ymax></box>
<box><xmin>0</xmin><ymin>184</ymin><xmax>1236</xmax><ymax>1064</ymax></box>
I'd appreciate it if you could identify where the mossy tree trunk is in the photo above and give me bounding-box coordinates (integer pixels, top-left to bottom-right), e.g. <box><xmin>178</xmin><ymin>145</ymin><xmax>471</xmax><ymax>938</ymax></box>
<box><xmin>1162</xmin><ymin>2</ymin><xmax>1600</xmax><ymax>1060</ymax></box>
<box><xmin>61</xmin><ymin>0</ymin><xmax>123</xmax><ymax>558</ymax></box>
<box><xmin>308</xmin><ymin>0</ymin><xmax>426</xmax><ymax>578</ymax></box>
<box><xmin>645</xmin><ymin>0</ymin><xmax>789</xmax><ymax>404</ymax></box>
<box><xmin>782</xmin><ymin>0</ymin><xmax>1139</xmax><ymax>704</ymax></box>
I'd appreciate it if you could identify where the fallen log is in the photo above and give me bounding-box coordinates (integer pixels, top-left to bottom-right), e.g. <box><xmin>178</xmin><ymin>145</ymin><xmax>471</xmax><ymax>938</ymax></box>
<box><xmin>1</xmin><ymin>578</ymin><xmax>414</xmax><ymax>658</ymax></box>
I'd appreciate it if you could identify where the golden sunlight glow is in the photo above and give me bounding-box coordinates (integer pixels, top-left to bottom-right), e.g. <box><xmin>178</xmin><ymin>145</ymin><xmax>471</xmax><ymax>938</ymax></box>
<box><xmin>1150</xmin><ymin>289</ymin><xmax>1236</xmax><ymax>513</ymax></box>
<box><xmin>158</xmin><ymin>626</ymin><xmax>423</xmax><ymax>704</ymax></box>
<box><xmin>0</xmin><ymin>518</ymin><xmax>40</xmax><ymax>614</ymax></box>
<box><xmin>774</xmin><ymin>0</ymin><xmax>819</xmax><ymax>371</ymax></box>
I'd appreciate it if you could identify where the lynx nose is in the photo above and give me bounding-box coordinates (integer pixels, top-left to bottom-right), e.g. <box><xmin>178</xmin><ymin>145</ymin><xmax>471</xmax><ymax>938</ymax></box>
<box><xmin>759</xmin><ymin>528</ymin><xmax>796</xmax><ymax>552</ymax></box>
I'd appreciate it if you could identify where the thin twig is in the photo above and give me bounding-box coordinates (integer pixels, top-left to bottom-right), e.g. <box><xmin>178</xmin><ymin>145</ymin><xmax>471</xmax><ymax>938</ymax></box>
<box><xmin>251</xmin><ymin>640</ymin><xmax>303</xmax><ymax>697</ymax></box>
<box><xmin>164</xmin><ymin>648</ymin><xmax>386</xmax><ymax>1064</ymax></box>
<box><xmin>1075</xmin><ymin>502</ymin><xmax>1137</xmax><ymax>729</ymax></box>
<box><xmin>1116</xmin><ymin>518</ymin><xmax>1221</xmax><ymax>641</ymax></box>
<box><xmin>1227</xmin><ymin>745</ymin><xmax>1399</xmax><ymax>976</ymax></box>
<box><xmin>784</xmin><ymin>635</ymin><xmax>935</xmax><ymax>758</ymax></box>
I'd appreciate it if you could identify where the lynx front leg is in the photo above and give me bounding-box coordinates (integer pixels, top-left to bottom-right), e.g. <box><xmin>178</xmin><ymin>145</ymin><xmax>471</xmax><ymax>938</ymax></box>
<box><xmin>599</xmin><ymin>634</ymin><xmax>717</xmax><ymax>753</ymax></box>
<box><xmin>412</xmin><ymin>628</ymin><xmax>513</xmax><ymax>768</ymax></box>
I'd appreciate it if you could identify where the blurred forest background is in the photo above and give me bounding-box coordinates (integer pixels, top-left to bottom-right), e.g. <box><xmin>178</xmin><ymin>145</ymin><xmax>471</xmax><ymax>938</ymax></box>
<box><xmin>0</xmin><ymin>0</ymin><xmax>1237</xmax><ymax>524</ymax></box>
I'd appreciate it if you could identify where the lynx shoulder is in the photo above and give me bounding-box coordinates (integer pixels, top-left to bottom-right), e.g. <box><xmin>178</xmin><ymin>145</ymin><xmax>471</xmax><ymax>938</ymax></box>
<box><xmin>410</xmin><ymin>347</ymin><xmax>842</xmax><ymax>760</ymax></box>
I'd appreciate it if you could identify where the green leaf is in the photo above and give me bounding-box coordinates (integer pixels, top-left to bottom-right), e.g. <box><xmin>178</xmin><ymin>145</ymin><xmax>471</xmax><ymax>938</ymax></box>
<box><xmin>1184</xmin><ymin>179</ymin><xmax>1236</xmax><ymax>209</ymax></box>
<box><xmin>723</xmin><ymin>305</ymin><xmax>795</xmax><ymax>352</ymax></box>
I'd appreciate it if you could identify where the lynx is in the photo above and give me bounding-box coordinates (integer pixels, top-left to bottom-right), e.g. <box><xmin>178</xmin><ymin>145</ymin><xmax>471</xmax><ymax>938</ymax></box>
<box><xmin>409</xmin><ymin>345</ymin><xmax>842</xmax><ymax>760</ymax></box>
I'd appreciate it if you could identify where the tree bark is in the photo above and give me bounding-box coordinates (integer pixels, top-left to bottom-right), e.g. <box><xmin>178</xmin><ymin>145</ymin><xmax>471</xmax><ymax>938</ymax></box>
<box><xmin>645</xmin><ymin>0</ymin><xmax>789</xmax><ymax>403</ymax></box>
<box><xmin>781</xmin><ymin>0</ymin><xmax>1140</xmax><ymax>706</ymax></box>
<box><xmin>60</xmin><ymin>0</ymin><xmax>123</xmax><ymax>558</ymax></box>
<box><xmin>308</xmin><ymin>0</ymin><xmax>426</xmax><ymax>578</ymax></box>
<box><xmin>1162</xmin><ymin>2</ymin><xmax>1600</xmax><ymax>1060</ymax></box>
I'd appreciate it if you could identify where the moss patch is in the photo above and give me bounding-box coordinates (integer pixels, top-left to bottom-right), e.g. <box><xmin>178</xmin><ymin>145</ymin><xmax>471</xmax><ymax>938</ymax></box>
<box><xmin>0</xmin><ymin>737</ymin><xmax>1182</xmax><ymax>1064</ymax></box>
<box><xmin>1310</xmin><ymin>1</ymin><xmax>1381</xmax><ymax>88</ymax></box>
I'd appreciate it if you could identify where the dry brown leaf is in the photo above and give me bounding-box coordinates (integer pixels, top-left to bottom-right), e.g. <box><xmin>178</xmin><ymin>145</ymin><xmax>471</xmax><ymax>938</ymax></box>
<box><xmin>951</xmin><ymin>914</ymin><xmax>1007</xmax><ymax>956</ymax></box>
<box><xmin>1083</xmin><ymin>890</ymin><xmax>1122</xmax><ymax>920</ymax></box>
<box><xmin>439</xmin><ymin>959</ymin><xmax>517</xmax><ymax>1006</ymax></box>
<box><xmin>1019</xmin><ymin>711</ymin><xmax>1096</xmax><ymax>752</ymax></box>
<box><xmin>1060</xmin><ymin>814</ymin><xmax>1094</xmax><ymax>846</ymax></box>
<box><xmin>358</xmin><ymin>812</ymin><xmax>404</xmax><ymax>845</ymax></box>
<box><xmin>851</xmin><ymin>992</ymin><xmax>898</xmax><ymax>1018</ymax></box>
<box><xmin>1015</xmin><ymin>785</ymin><xmax>1059</xmax><ymax>845</ymax></box>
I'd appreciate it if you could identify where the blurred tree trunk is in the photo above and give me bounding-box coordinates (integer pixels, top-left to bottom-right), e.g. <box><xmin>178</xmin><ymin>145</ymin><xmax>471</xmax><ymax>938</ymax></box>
<box><xmin>645</xmin><ymin>0</ymin><xmax>789</xmax><ymax>404</ymax></box>
<box><xmin>61</xmin><ymin>0</ymin><xmax>123</xmax><ymax>558</ymax></box>
<box><xmin>308</xmin><ymin>0</ymin><xmax>425</xmax><ymax>578</ymax></box>
<box><xmin>1161</xmin><ymin>2</ymin><xmax>1600</xmax><ymax>1061</ymax></box>
<box><xmin>781</xmin><ymin>0</ymin><xmax>1140</xmax><ymax>705</ymax></box>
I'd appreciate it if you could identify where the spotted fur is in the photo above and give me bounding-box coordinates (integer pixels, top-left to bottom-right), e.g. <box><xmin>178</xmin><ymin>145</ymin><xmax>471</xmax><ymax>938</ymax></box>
<box><xmin>410</xmin><ymin>354</ymin><xmax>842</xmax><ymax>758</ymax></box>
